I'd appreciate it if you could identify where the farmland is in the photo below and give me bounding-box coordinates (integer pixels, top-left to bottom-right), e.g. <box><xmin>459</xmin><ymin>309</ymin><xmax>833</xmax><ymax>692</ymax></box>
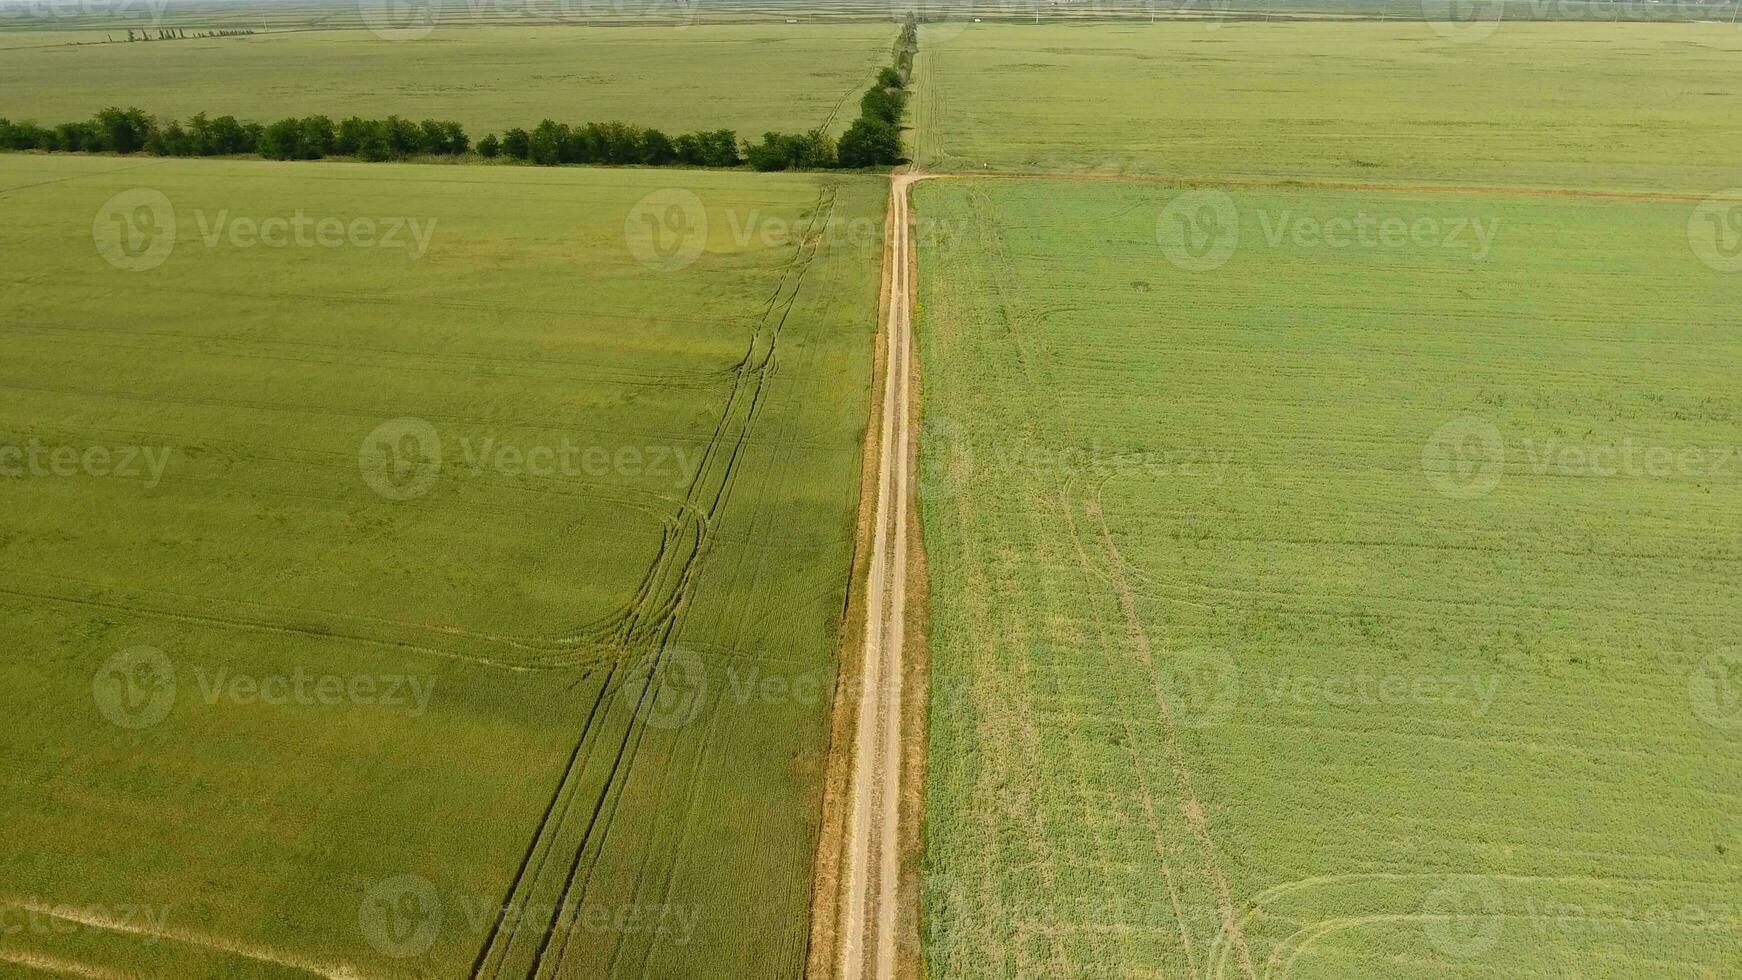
<box><xmin>911</xmin><ymin>173</ymin><xmax>1742</xmax><ymax>976</ymax></box>
<box><xmin>0</xmin><ymin>23</ymin><xmax>895</xmax><ymax>137</ymax></box>
<box><xmin>909</xmin><ymin>21</ymin><xmax>1742</xmax><ymax>191</ymax></box>
<box><xmin>0</xmin><ymin>152</ymin><xmax>884</xmax><ymax>977</ymax></box>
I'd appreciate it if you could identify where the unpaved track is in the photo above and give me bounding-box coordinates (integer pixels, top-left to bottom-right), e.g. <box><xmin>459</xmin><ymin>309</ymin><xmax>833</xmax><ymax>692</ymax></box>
<box><xmin>837</xmin><ymin>172</ymin><xmax>922</xmax><ymax>980</ymax></box>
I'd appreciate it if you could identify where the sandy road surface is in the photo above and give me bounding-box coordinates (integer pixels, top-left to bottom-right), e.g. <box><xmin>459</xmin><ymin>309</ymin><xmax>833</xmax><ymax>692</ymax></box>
<box><xmin>836</xmin><ymin>171</ymin><xmax>921</xmax><ymax>980</ymax></box>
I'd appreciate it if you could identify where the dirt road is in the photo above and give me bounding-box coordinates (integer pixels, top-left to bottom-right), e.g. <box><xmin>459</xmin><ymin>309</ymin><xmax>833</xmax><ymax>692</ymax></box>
<box><xmin>836</xmin><ymin>172</ymin><xmax>921</xmax><ymax>980</ymax></box>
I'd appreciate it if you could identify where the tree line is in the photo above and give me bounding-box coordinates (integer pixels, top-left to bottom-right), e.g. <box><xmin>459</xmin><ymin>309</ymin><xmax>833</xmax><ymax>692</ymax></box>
<box><xmin>0</xmin><ymin>17</ymin><xmax>918</xmax><ymax>171</ymax></box>
<box><xmin>0</xmin><ymin>109</ymin><xmax>472</xmax><ymax>161</ymax></box>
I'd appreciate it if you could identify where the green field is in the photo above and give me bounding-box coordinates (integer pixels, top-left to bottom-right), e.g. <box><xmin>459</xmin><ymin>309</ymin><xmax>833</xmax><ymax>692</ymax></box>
<box><xmin>912</xmin><ymin>175</ymin><xmax>1742</xmax><ymax>977</ymax></box>
<box><xmin>0</xmin><ymin>152</ymin><xmax>883</xmax><ymax>977</ymax></box>
<box><xmin>910</xmin><ymin>21</ymin><xmax>1742</xmax><ymax>191</ymax></box>
<box><xmin>0</xmin><ymin>23</ymin><xmax>894</xmax><ymax>136</ymax></box>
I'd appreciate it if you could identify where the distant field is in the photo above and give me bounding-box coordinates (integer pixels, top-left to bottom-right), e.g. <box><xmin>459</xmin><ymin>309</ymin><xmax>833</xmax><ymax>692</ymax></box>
<box><xmin>913</xmin><ymin>175</ymin><xmax>1741</xmax><ymax>977</ymax></box>
<box><xmin>0</xmin><ymin>23</ymin><xmax>894</xmax><ymax>136</ymax></box>
<box><xmin>910</xmin><ymin>21</ymin><xmax>1742</xmax><ymax>190</ymax></box>
<box><xmin>0</xmin><ymin>153</ymin><xmax>882</xmax><ymax>977</ymax></box>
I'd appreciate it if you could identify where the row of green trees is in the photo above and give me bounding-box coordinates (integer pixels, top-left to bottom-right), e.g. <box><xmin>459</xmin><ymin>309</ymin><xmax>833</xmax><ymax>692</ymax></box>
<box><xmin>0</xmin><ymin>19</ymin><xmax>917</xmax><ymax>171</ymax></box>
<box><xmin>0</xmin><ymin>109</ymin><xmax>469</xmax><ymax>161</ymax></box>
<box><xmin>480</xmin><ymin>122</ymin><xmax>742</xmax><ymax>167</ymax></box>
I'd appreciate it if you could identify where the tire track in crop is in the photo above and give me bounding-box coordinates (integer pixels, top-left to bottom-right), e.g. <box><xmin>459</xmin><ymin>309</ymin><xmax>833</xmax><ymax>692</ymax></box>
<box><xmin>1057</xmin><ymin>489</ymin><xmax>1206</xmax><ymax>980</ymax></box>
<box><xmin>470</xmin><ymin>187</ymin><xmax>839</xmax><ymax>980</ymax></box>
<box><xmin>959</xmin><ymin>187</ymin><xmax>1254</xmax><ymax>979</ymax></box>
<box><xmin>534</xmin><ymin>188</ymin><xmax>841</xmax><ymax>980</ymax></box>
<box><xmin>1083</xmin><ymin>497</ymin><xmax>1258</xmax><ymax>980</ymax></box>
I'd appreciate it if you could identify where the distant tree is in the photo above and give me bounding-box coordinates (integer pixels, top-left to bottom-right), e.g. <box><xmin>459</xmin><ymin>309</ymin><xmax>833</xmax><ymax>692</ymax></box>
<box><xmin>94</xmin><ymin>106</ymin><xmax>151</xmax><ymax>153</ymax></box>
<box><xmin>334</xmin><ymin>116</ymin><xmax>371</xmax><ymax>156</ymax></box>
<box><xmin>528</xmin><ymin>120</ymin><xmax>567</xmax><ymax>165</ymax></box>
<box><xmin>300</xmin><ymin>115</ymin><xmax>336</xmax><ymax>157</ymax></box>
<box><xmin>876</xmin><ymin>66</ymin><xmax>904</xmax><ymax>90</ymax></box>
<box><xmin>697</xmin><ymin>129</ymin><xmax>740</xmax><ymax>167</ymax></box>
<box><xmin>744</xmin><ymin>130</ymin><xmax>836</xmax><ymax>171</ymax></box>
<box><xmin>146</xmin><ymin>118</ymin><xmax>190</xmax><ymax>156</ymax></box>
<box><xmin>837</xmin><ymin>117</ymin><xmax>902</xmax><ymax>168</ymax></box>
<box><xmin>477</xmin><ymin>133</ymin><xmax>501</xmax><ymax>158</ymax></box>
<box><xmin>859</xmin><ymin>86</ymin><xmax>904</xmax><ymax>127</ymax></box>
<box><xmin>204</xmin><ymin>114</ymin><xmax>253</xmax><ymax>154</ymax></box>
<box><xmin>54</xmin><ymin>121</ymin><xmax>98</xmax><ymax>152</ymax></box>
<box><xmin>440</xmin><ymin>120</ymin><xmax>467</xmax><ymax>155</ymax></box>
<box><xmin>502</xmin><ymin>127</ymin><xmax>531</xmax><ymax>160</ymax></box>
<box><xmin>382</xmin><ymin>116</ymin><xmax>420</xmax><ymax>158</ymax></box>
<box><xmin>257</xmin><ymin>117</ymin><xmax>302</xmax><ymax>160</ymax></box>
<box><xmin>640</xmin><ymin>128</ymin><xmax>675</xmax><ymax>165</ymax></box>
